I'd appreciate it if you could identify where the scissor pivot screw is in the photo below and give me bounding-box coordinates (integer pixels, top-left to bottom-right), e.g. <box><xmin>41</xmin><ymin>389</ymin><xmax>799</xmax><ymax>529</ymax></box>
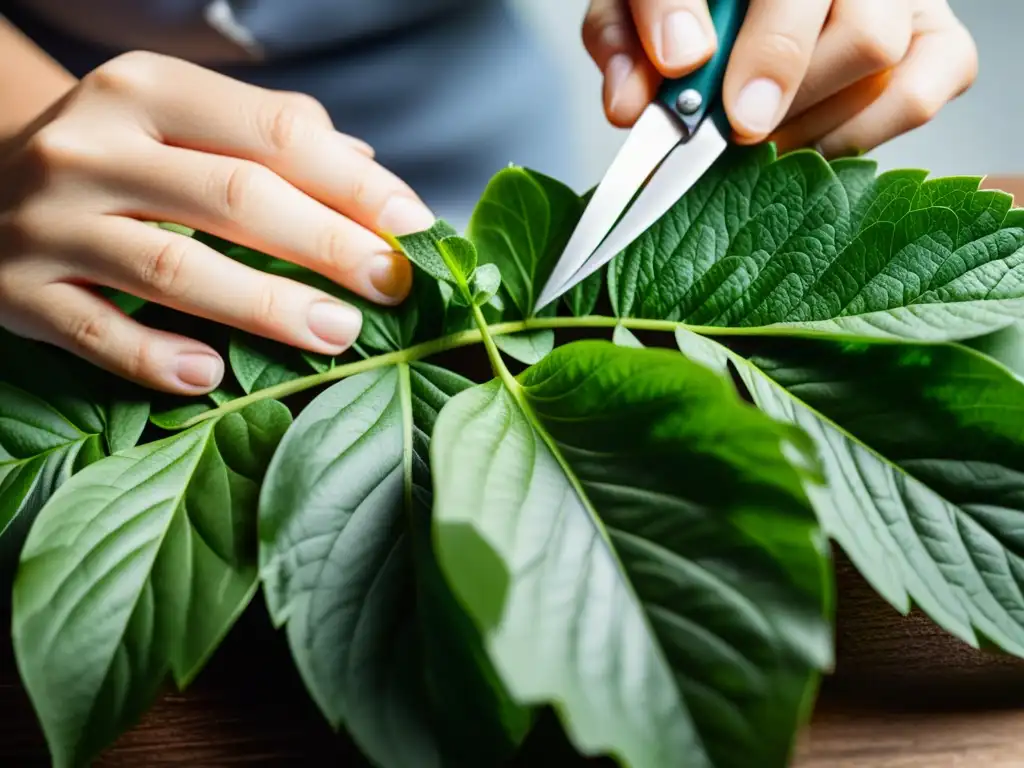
<box><xmin>676</xmin><ymin>89</ymin><xmax>703</xmax><ymax>116</ymax></box>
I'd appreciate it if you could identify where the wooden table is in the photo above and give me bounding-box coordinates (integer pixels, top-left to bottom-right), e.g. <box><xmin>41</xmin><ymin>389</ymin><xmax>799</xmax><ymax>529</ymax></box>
<box><xmin>2</xmin><ymin>598</ymin><xmax>1023</xmax><ymax>767</ymax></box>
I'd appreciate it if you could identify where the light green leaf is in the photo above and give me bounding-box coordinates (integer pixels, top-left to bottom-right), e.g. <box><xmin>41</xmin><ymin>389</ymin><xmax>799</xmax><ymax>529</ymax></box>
<box><xmin>466</xmin><ymin>166</ymin><xmax>583</xmax><ymax>317</ymax></box>
<box><xmin>432</xmin><ymin>340</ymin><xmax>830</xmax><ymax>768</ymax></box>
<box><xmin>674</xmin><ymin>328</ymin><xmax>731</xmax><ymax>378</ymax></box>
<box><xmin>721</xmin><ymin>333</ymin><xmax>1024</xmax><ymax>656</ymax></box>
<box><xmin>260</xmin><ymin>363</ymin><xmax>525</xmax><ymax>767</ymax></box>
<box><xmin>437</xmin><ymin>236</ymin><xmax>478</xmax><ymax>284</ymax></box>
<box><xmin>470</xmin><ymin>263</ymin><xmax>501</xmax><ymax>307</ymax></box>
<box><xmin>13</xmin><ymin>399</ymin><xmax>291</xmax><ymax>768</ymax></box>
<box><xmin>612</xmin><ymin>146</ymin><xmax>1024</xmax><ymax>342</ymax></box>
<box><xmin>494</xmin><ymin>330</ymin><xmax>555</xmax><ymax>364</ymax></box>
<box><xmin>611</xmin><ymin>323</ymin><xmax>643</xmax><ymax>348</ymax></box>
<box><xmin>393</xmin><ymin>221</ymin><xmax>464</xmax><ymax>285</ymax></box>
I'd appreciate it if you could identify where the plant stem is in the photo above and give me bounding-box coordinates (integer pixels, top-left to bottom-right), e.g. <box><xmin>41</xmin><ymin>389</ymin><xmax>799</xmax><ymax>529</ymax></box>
<box><xmin>175</xmin><ymin>314</ymin><xmax>733</xmax><ymax>428</ymax></box>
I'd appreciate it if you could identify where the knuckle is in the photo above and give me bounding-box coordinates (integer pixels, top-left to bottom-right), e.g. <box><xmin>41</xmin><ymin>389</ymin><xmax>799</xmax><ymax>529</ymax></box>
<box><xmin>215</xmin><ymin>161</ymin><xmax>269</xmax><ymax>219</ymax></box>
<box><xmin>84</xmin><ymin>50</ymin><xmax>163</xmax><ymax>96</ymax></box>
<box><xmin>281</xmin><ymin>91</ymin><xmax>331</xmax><ymax>125</ymax></box>
<box><xmin>262</xmin><ymin>102</ymin><xmax>312</xmax><ymax>153</ymax></box>
<box><xmin>23</xmin><ymin>125</ymin><xmax>86</xmax><ymax>175</ymax></box>
<box><xmin>0</xmin><ymin>211</ymin><xmax>39</xmax><ymax>255</ymax></box>
<box><xmin>251</xmin><ymin>282</ymin><xmax>285</xmax><ymax>335</ymax></box>
<box><xmin>140</xmin><ymin>237</ymin><xmax>191</xmax><ymax>296</ymax></box>
<box><xmin>67</xmin><ymin>310</ymin><xmax>111</xmax><ymax>353</ymax></box>
<box><xmin>317</xmin><ymin>227</ymin><xmax>355</xmax><ymax>275</ymax></box>
<box><xmin>848</xmin><ymin>26</ymin><xmax>907</xmax><ymax>72</ymax></box>
<box><xmin>897</xmin><ymin>83</ymin><xmax>941</xmax><ymax>128</ymax></box>
<box><xmin>753</xmin><ymin>30</ymin><xmax>811</xmax><ymax>75</ymax></box>
<box><xmin>118</xmin><ymin>337</ymin><xmax>151</xmax><ymax>382</ymax></box>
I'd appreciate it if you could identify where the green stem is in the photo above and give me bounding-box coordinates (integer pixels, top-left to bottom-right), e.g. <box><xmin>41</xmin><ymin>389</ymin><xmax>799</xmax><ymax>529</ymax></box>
<box><xmin>175</xmin><ymin>314</ymin><xmax>730</xmax><ymax>429</ymax></box>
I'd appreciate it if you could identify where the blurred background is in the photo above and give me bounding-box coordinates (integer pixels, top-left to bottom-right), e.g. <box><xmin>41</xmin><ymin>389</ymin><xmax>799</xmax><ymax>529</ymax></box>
<box><xmin>513</xmin><ymin>0</ymin><xmax>1016</xmax><ymax>192</ymax></box>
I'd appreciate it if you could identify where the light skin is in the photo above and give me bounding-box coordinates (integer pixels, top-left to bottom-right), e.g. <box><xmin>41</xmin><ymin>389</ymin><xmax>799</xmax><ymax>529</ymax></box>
<box><xmin>583</xmin><ymin>0</ymin><xmax>978</xmax><ymax>155</ymax></box>
<box><xmin>0</xmin><ymin>2</ymin><xmax>977</xmax><ymax>395</ymax></box>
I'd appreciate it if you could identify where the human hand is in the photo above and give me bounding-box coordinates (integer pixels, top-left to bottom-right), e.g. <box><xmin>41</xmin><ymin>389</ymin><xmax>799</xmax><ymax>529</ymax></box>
<box><xmin>0</xmin><ymin>52</ymin><xmax>435</xmax><ymax>395</ymax></box>
<box><xmin>583</xmin><ymin>0</ymin><xmax>977</xmax><ymax>156</ymax></box>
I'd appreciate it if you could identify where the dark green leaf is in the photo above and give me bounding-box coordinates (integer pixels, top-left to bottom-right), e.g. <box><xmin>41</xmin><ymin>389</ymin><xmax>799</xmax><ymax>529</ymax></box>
<box><xmin>229</xmin><ymin>332</ymin><xmax>305</xmax><ymax>394</ymax></box>
<box><xmin>260</xmin><ymin>363</ymin><xmax>525</xmax><ymax>767</ymax></box>
<box><xmin>724</xmin><ymin>334</ymin><xmax>1024</xmax><ymax>656</ymax></box>
<box><xmin>494</xmin><ymin>330</ymin><xmax>555</xmax><ymax>364</ymax></box>
<box><xmin>564</xmin><ymin>267</ymin><xmax>604</xmax><ymax>317</ymax></box>
<box><xmin>611</xmin><ymin>147</ymin><xmax>1024</xmax><ymax>341</ymax></box>
<box><xmin>466</xmin><ymin>167</ymin><xmax>583</xmax><ymax>317</ymax></box>
<box><xmin>13</xmin><ymin>399</ymin><xmax>291</xmax><ymax>768</ymax></box>
<box><xmin>432</xmin><ymin>341</ymin><xmax>830</xmax><ymax>768</ymax></box>
<box><xmin>0</xmin><ymin>333</ymin><xmax>149</xmax><ymax>566</ymax></box>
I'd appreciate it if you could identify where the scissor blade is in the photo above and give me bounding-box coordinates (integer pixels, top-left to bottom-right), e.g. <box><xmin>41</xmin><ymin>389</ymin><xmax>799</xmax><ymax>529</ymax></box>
<box><xmin>533</xmin><ymin>104</ymin><xmax>684</xmax><ymax>311</ymax></box>
<box><xmin>537</xmin><ymin>119</ymin><xmax>728</xmax><ymax>310</ymax></box>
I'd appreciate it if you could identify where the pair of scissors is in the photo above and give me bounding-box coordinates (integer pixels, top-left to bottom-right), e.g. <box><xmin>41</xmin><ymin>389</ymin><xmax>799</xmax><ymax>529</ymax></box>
<box><xmin>534</xmin><ymin>0</ymin><xmax>748</xmax><ymax>311</ymax></box>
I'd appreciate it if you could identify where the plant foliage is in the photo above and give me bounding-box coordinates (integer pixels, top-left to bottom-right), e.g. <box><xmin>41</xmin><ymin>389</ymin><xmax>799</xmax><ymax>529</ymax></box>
<box><xmin>6</xmin><ymin>145</ymin><xmax>1024</xmax><ymax>767</ymax></box>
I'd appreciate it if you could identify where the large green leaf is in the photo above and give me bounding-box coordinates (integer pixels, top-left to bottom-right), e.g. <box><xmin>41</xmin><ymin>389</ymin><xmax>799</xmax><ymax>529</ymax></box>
<box><xmin>13</xmin><ymin>399</ymin><xmax>290</xmax><ymax>767</ymax></box>
<box><xmin>259</xmin><ymin>363</ymin><xmax>526</xmax><ymax>767</ymax></box>
<box><xmin>431</xmin><ymin>340</ymin><xmax>831</xmax><ymax>768</ymax></box>
<box><xmin>466</xmin><ymin>166</ymin><xmax>582</xmax><ymax>318</ymax></box>
<box><xmin>610</xmin><ymin>147</ymin><xmax>1024</xmax><ymax>341</ymax></box>
<box><xmin>0</xmin><ymin>332</ymin><xmax>149</xmax><ymax>566</ymax></box>
<box><xmin>719</xmin><ymin>333</ymin><xmax>1024</xmax><ymax>656</ymax></box>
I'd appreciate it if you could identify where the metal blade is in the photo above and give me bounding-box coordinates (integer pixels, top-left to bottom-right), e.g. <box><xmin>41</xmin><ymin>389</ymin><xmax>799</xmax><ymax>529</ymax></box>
<box><xmin>533</xmin><ymin>104</ymin><xmax>684</xmax><ymax>311</ymax></box>
<box><xmin>536</xmin><ymin>118</ymin><xmax>728</xmax><ymax>311</ymax></box>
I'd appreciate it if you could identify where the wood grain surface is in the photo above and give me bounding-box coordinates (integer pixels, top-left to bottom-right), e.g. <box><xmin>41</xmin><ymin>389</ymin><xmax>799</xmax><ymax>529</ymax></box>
<box><xmin>2</xmin><ymin>597</ymin><xmax>1024</xmax><ymax>767</ymax></box>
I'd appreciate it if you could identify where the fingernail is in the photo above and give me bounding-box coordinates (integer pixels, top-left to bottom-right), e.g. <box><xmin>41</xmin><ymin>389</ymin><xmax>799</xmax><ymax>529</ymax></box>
<box><xmin>175</xmin><ymin>353</ymin><xmax>223</xmax><ymax>389</ymax></box>
<box><xmin>369</xmin><ymin>251</ymin><xmax>413</xmax><ymax>302</ymax></box>
<box><xmin>660</xmin><ymin>11</ymin><xmax>709</xmax><ymax>68</ymax></box>
<box><xmin>307</xmin><ymin>301</ymin><xmax>362</xmax><ymax>349</ymax></box>
<box><xmin>606</xmin><ymin>53</ymin><xmax>633</xmax><ymax>112</ymax></box>
<box><xmin>733</xmin><ymin>78</ymin><xmax>784</xmax><ymax>135</ymax></box>
<box><xmin>378</xmin><ymin>195</ymin><xmax>435</xmax><ymax>236</ymax></box>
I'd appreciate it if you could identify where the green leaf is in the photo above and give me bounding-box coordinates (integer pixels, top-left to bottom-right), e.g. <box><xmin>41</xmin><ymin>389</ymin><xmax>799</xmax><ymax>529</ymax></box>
<box><xmin>393</xmin><ymin>221</ymin><xmax>463</xmax><ymax>285</ymax></box>
<box><xmin>13</xmin><ymin>399</ymin><xmax>291</xmax><ymax>768</ymax></box>
<box><xmin>431</xmin><ymin>340</ymin><xmax>830</xmax><ymax>768</ymax></box>
<box><xmin>611</xmin><ymin>324</ymin><xmax>643</xmax><ymax>348</ymax></box>
<box><xmin>470</xmin><ymin>263</ymin><xmax>501</xmax><ymax>307</ymax></box>
<box><xmin>229</xmin><ymin>332</ymin><xmax>305</xmax><ymax>394</ymax></box>
<box><xmin>466</xmin><ymin>166</ymin><xmax>583</xmax><ymax>317</ymax></box>
<box><xmin>0</xmin><ymin>333</ymin><xmax>149</xmax><ymax>567</ymax></box>
<box><xmin>564</xmin><ymin>267</ymin><xmax>604</xmax><ymax>317</ymax></box>
<box><xmin>437</xmin><ymin>236</ymin><xmax>478</xmax><ymax>284</ymax></box>
<box><xmin>494</xmin><ymin>330</ymin><xmax>555</xmax><ymax>364</ymax></box>
<box><xmin>611</xmin><ymin>146</ymin><xmax>1024</xmax><ymax>342</ymax></box>
<box><xmin>722</xmin><ymin>334</ymin><xmax>1024</xmax><ymax>656</ymax></box>
<box><xmin>214</xmin><ymin>239</ymin><xmax>444</xmax><ymax>355</ymax></box>
<box><xmin>260</xmin><ymin>363</ymin><xmax>526</xmax><ymax>767</ymax></box>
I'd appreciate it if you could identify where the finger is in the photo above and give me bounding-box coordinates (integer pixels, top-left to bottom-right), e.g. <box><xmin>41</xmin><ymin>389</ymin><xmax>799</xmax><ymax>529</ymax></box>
<box><xmin>5</xmin><ymin>281</ymin><xmax>225</xmax><ymax>395</ymax></box>
<box><xmin>627</xmin><ymin>0</ymin><xmax>716</xmax><ymax>76</ymax></box>
<box><xmin>722</xmin><ymin>0</ymin><xmax>832</xmax><ymax>142</ymax></box>
<box><xmin>771</xmin><ymin>70</ymin><xmax>893</xmax><ymax>156</ymax></box>
<box><xmin>787</xmin><ymin>0</ymin><xmax>912</xmax><ymax>119</ymax></box>
<box><xmin>818</xmin><ymin>13</ymin><xmax>977</xmax><ymax>157</ymax></box>
<box><xmin>108</xmin><ymin>143</ymin><xmax>413</xmax><ymax>306</ymax></box>
<box><xmin>89</xmin><ymin>53</ymin><xmax>427</xmax><ymax>237</ymax></box>
<box><xmin>45</xmin><ymin>216</ymin><xmax>365</xmax><ymax>359</ymax></box>
<box><xmin>583</xmin><ymin>0</ymin><xmax>662</xmax><ymax>127</ymax></box>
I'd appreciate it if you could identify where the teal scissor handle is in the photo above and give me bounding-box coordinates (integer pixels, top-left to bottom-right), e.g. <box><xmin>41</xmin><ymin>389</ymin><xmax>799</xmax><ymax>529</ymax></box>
<box><xmin>656</xmin><ymin>0</ymin><xmax>748</xmax><ymax>137</ymax></box>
